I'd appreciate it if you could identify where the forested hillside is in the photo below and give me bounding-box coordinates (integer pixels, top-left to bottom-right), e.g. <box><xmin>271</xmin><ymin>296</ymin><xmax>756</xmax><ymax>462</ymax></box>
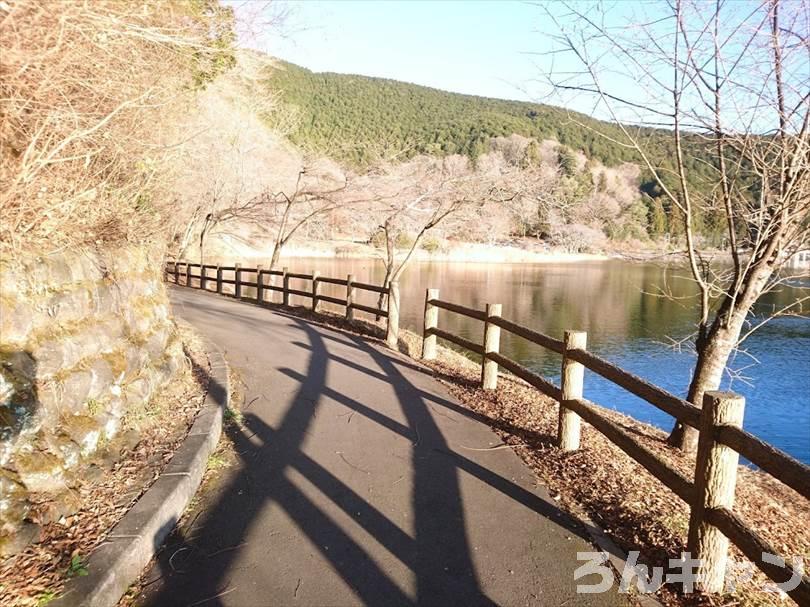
<box><xmin>265</xmin><ymin>61</ymin><xmax>639</xmax><ymax>165</ymax></box>
<box><xmin>264</xmin><ymin>61</ymin><xmax>729</xmax><ymax>243</ymax></box>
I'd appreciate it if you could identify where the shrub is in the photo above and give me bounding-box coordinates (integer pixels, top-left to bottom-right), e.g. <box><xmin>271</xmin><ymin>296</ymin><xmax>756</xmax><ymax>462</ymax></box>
<box><xmin>420</xmin><ymin>237</ymin><xmax>442</xmax><ymax>254</ymax></box>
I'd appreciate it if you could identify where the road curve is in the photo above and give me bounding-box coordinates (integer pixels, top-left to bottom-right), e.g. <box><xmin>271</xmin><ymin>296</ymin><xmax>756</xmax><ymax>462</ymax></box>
<box><xmin>137</xmin><ymin>286</ymin><xmax>625</xmax><ymax>607</ymax></box>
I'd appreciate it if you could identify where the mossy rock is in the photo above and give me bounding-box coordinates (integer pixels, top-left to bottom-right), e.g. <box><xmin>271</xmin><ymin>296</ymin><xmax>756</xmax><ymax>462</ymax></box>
<box><xmin>102</xmin><ymin>349</ymin><xmax>128</xmax><ymax>380</ymax></box>
<box><xmin>61</xmin><ymin>415</ymin><xmax>101</xmax><ymax>457</ymax></box>
<box><xmin>44</xmin><ymin>432</ymin><xmax>82</xmax><ymax>469</ymax></box>
<box><xmin>0</xmin><ymin>521</ymin><xmax>40</xmax><ymax>557</ymax></box>
<box><xmin>14</xmin><ymin>450</ymin><xmax>65</xmax><ymax>493</ymax></box>
<box><xmin>0</xmin><ymin>298</ymin><xmax>33</xmax><ymax>346</ymax></box>
<box><xmin>0</xmin><ymin>469</ymin><xmax>30</xmax><ymax>526</ymax></box>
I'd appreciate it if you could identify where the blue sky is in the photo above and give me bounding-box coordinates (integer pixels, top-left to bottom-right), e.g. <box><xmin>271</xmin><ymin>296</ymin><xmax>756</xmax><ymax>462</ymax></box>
<box><xmin>229</xmin><ymin>0</ymin><xmax>799</xmax><ymax>132</ymax></box>
<box><xmin>233</xmin><ymin>0</ymin><xmax>572</xmax><ymax>102</ymax></box>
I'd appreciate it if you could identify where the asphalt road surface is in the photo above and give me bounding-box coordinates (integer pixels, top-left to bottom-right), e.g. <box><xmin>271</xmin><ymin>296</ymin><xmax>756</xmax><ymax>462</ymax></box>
<box><xmin>137</xmin><ymin>286</ymin><xmax>626</xmax><ymax>607</ymax></box>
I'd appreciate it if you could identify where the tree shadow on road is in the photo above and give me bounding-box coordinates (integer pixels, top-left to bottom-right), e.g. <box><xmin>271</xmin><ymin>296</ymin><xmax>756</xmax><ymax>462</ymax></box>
<box><xmin>140</xmin><ymin>309</ymin><xmax>594</xmax><ymax>607</ymax></box>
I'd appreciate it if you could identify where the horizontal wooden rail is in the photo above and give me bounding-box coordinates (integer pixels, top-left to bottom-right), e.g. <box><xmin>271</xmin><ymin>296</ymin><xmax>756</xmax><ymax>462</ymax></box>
<box><xmin>318</xmin><ymin>276</ymin><xmax>348</xmax><ymax>286</ymax></box>
<box><xmin>349</xmin><ymin>302</ymin><xmax>388</xmax><ymax>318</ymax></box>
<box><xmin>318</xmin><ymin>294</ymin><xmax>347</xmax><ymax>306</ymax></box>
<box><xmin>487</xmin><ymin>352</ymin><xmax>561</xmax><ymax>401</ymax></box>
<box><xmin>353</xmin><ymin>281</ymin><xmax>388</xmax><ymax>294</ymax></box>
<box><xmin>488</xmin><ymin>316</ymin><xmax>564</xmax><ymax>353</ymax></box>
<box><xmin>566</xmin><ymin>397</ymin><xmax>695</xmax><ymax>503</ymax></box>
<box><xmin>166</xmin><ymin>260</ymin><xmax>398</xmax><ymax>351</ymax></box>
<box><xmin>566</xmin><ymin>348</ymin><xmax>702</xmax><ymax>429</ymax></box>
<box><xmin>716</xmin><ymin>425</ymin><xmax>810</xmax><ymax>501</ymax></box>
<box><xmin>426</xmin><ymin>327</ymin><xmax>484</xmax><ymax>355</ymax></box>
<box><xmin>429</xmin><ymin>299</ymin><xmax>487</xmax><ymax>322</ymax></box>
<box><xmin>706</xmin><ymin>507</ymin><xmax>810</xmax><ymax>605</ymax></box>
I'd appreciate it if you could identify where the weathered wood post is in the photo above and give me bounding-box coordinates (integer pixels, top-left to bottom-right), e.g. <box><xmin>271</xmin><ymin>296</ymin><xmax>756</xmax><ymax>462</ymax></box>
<box><xmin>559</xmin><ymin>330</ymin><xmax>587</xmax><ymax>451</ymax></box>
<box><xmin>282</xmin><ymin>267</ymin><xmax>290</xmax><ymax>307</ymax></box>
<box><xmin>234</xmin><ymin>263</ymin><xmax>242</xmax><ymax>299</ymax></box>
<box><xmin>481</xmin><ymin>303</ymin><xmax>502</xmax><ymax>390</ymax></box>
<box><xmin>346</xmin><ymin>274</ymin><xmax>356</xmax><ymax>321</ymax></box>
<box><xmin>311</xmin><ymin>270</ymin><xmax>321</xmax><ymax>312</ymax></box>
<box><xmin>386</xmin><ymin>281</ymin><xmax>400</xmax><ymax>349</ymax></box>
<box><xmin>200</xmin><ymin>265</ymin><xmax>207</xmax><ymax>291</ymax></box>
<box><xmin>216</xmin><ymin>265</ymin><xmax>223</xmax><ymax>294</ymax></box>
<box><xmin>174</xmin><ymin>262</ymin><xmax>179</xmax><ymax>284</ymax></box>
<box><xmin>256</xmin><ymin>264</ymin><xmax>264</xmax><ymax>303</ymax></box>
<box><xmin>422</xmin><ymin>288</ymin><xmax>439</xmax><ymax>360</ymax></box>
<box><xmin>183</xmin><ymin>262</ymin><xmax>190</xmax><ymax>286</ymax></box>
<box><xmin>688</xmin><ymin>391</ymin><xmax>745</xmax><ymax>594</ymax></box>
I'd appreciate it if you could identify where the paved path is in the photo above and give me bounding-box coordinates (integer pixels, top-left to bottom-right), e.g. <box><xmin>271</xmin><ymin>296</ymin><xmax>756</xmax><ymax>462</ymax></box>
<box><xmin>138</xmin><ymin>287</ymin><xmax>625</xmax><ymax>607</ymax></box>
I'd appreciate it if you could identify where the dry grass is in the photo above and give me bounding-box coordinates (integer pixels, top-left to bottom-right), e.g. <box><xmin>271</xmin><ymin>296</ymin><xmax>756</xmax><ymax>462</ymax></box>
<box><xmin>0</xmin><ymin>323</ymin><xmax>210</xmax><ymax>606</ymax></box>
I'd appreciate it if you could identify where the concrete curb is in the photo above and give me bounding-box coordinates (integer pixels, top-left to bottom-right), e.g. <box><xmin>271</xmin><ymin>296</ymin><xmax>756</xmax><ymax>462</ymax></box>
<box><xmin>52</xmin><ymin>338</ymin><xmax>229</xmax><ymax>607</ymax></box>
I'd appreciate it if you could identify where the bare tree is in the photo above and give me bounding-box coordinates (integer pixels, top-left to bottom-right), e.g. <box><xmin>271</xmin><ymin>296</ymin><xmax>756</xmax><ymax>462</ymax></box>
<box><xmin>369</xmin><ymin>156</ymin><xmax>519</xmax><ymax>310</ymax></box>
<box><xmin>265</xmin><ymin>163</ymin><xmax>352</xmax><ymax>269</ymax></box>
<box><xmin>541</xmin><ymin>0</ymin><xmax>810</xmax><ymax>451</ymax></box>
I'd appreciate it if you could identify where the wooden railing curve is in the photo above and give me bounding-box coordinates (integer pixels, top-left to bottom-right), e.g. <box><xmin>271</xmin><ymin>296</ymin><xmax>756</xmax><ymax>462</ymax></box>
<box><xmin>419</xmin><ymin>289</ymin><xmax>810</xmax><ymax>603</ymax></box>
<box><xmin>164</xmin><ymin>260</ymin><xmax>400</xmax><ymax>348</ymax></box>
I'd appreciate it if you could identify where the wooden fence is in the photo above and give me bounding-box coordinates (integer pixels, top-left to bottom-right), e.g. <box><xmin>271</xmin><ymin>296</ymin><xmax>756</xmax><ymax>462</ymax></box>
<box><xmin>165</xmin><ymin>261</ymin><xmax>400</xmax><ymax>348</ymax></box>
<box><xmin>422</xmin><ymin>289</ymin><xmax>810</xmax><ymax>603</ymax></box>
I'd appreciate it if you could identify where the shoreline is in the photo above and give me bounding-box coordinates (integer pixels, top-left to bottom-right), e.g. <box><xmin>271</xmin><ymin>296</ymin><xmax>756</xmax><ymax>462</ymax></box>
<box><xmin>218</xmin><ymin>238</ymin><xmax>614</xmax><ymax>265</ymax></box>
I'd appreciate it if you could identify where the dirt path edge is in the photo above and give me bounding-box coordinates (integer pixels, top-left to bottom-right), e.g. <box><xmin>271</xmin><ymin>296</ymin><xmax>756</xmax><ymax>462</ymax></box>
<box><xmin>50</xmin><ymin>338</ymin><xmax>230</xmax><ymax>607</ymax></box>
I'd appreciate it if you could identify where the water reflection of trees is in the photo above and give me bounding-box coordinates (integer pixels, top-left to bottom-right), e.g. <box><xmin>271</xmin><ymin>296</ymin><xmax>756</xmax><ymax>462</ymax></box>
<box><xmin>231</xmin><ymin>258</ymin><xmax>807</xmax><ymax>376</ymax></box>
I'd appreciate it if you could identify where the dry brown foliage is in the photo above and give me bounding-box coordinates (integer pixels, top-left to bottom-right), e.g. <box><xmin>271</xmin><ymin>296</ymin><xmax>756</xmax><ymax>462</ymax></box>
<box><xmin>0</xmin><ymin>0</ymin><xmax>234</xmax><ymax>255</ymax></box>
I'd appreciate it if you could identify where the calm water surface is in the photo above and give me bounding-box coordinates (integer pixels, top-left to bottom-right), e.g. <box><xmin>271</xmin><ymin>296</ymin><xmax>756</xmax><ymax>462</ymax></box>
<box><xmin>272</xmin><ymin>258</ymin><xmax>810</xmax><ymax>464</ymax></box>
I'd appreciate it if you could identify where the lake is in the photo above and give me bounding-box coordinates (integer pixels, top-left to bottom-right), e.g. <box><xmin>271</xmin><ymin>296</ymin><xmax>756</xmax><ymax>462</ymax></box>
<box><xmin>274</xmin><ymin>257</ymin><xmax>810</xmax><ymax>464</ymax></box>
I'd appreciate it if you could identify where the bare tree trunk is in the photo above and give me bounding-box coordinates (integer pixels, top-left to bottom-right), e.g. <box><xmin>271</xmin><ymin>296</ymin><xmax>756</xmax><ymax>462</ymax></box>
<box><xmin>669</xmin><ymin>323</ymin><xmax>738</xmax><ymax>451</ymax></box>
<box><xmin>269</xmin><ymin>241</ymin><xmax>282</xmax><ymax>270</ymax></box>
<box><xmin>199</xmin><ymin>228</ymin><xmax>206</xmax><ymax>265</ymax></box>
<box><xmin>668</xmin><ymin>260</ymin><xmax>775</xmax><ymax>450</ymax></box>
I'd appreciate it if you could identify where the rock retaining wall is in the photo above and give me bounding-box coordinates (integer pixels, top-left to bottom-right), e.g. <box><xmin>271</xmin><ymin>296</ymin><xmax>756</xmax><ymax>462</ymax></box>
<box><xmin>0</xmin><ymin>247</ymin><xmax>183</xmax><ymax>555</ymax></box>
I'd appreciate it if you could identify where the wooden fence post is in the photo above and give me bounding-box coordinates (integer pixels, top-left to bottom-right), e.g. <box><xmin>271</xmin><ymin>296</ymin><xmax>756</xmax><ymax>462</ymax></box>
<box><xmin>346</xmin><ymin>274</ymin><xmax>355</xmax><ymax>321</ymax></box>
<box><xmin>311</xmin><ymin>270</ymin><xmax>321</xmax><ymax>312</ymax></box>
<box><xmin>256</xmin><ymin>264</ymin><xmax>264</xmax><ymax>303</ymax></box>
<box><xmin>422</xmin><ymin>289</ymin><xmax>439</xmax><ymax>360</ymax></box>
<box><xmin>688</xmin><ymin>391</ymin><xmax>745</xmax><ymax>594</ymax></box>
<box><xmin>559</xmin><ymin>330</ymin><xmax>587</xmax><ymax>451</ymax></box>
<box><xmin>234</xmin><ymin>263</ymin><xmax>242</xmax><ymax>299</ymax></box>
<box><xmin>282</xmin><ymin>267</ymin><xmax>289</xmax><ymax>307</ymax></box>
<box><xmin>216</xmin><ymin>265</ymin><xmax>223</xmax><ymax>294</ymax></box>
<box><xmin>481</xmin><ymin>303</ymin><xmax>502</xmax><ymax>390</ymax></box>
<box><xmin>174</xmin><ymin>262</ymin><xmax>179</xmax><ymax>284</ymax></box>
<box><xmin>386</xmin><ymin>281</ymin><xmax>400</xmax><ymax>349</ymax></box>
<box><xmin>183</xmin><ymin>262</ymin><xmax>190</xmax><ymax>286</ymax></box>
<box><xmin>200</xmin><ymin>265</ymin><xmax>207</xmax><ymax>291</ymax></box>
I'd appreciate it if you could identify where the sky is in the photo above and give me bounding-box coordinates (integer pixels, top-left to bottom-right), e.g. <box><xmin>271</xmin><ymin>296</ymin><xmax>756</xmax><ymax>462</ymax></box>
<box><xmin>232</xmin><ymin>0</ymin><xmax>585</xmax><ymax>103</ymax></box>
<box><xmin>228</xmin><ymin>0</ymin><xmax>803</xmax><ymax>132</ymax></box>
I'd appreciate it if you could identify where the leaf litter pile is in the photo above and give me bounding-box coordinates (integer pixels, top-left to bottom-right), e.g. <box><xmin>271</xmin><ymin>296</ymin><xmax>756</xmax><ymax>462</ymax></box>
<box><xmin>0</xmin><ymin>323</ymin><xmax>210</xmax><ymax>607</ymax></box>
<box><xmin>253</xmin><ymin>303</ymin><xmax>808</xmax><ymax>607</ymax></box>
